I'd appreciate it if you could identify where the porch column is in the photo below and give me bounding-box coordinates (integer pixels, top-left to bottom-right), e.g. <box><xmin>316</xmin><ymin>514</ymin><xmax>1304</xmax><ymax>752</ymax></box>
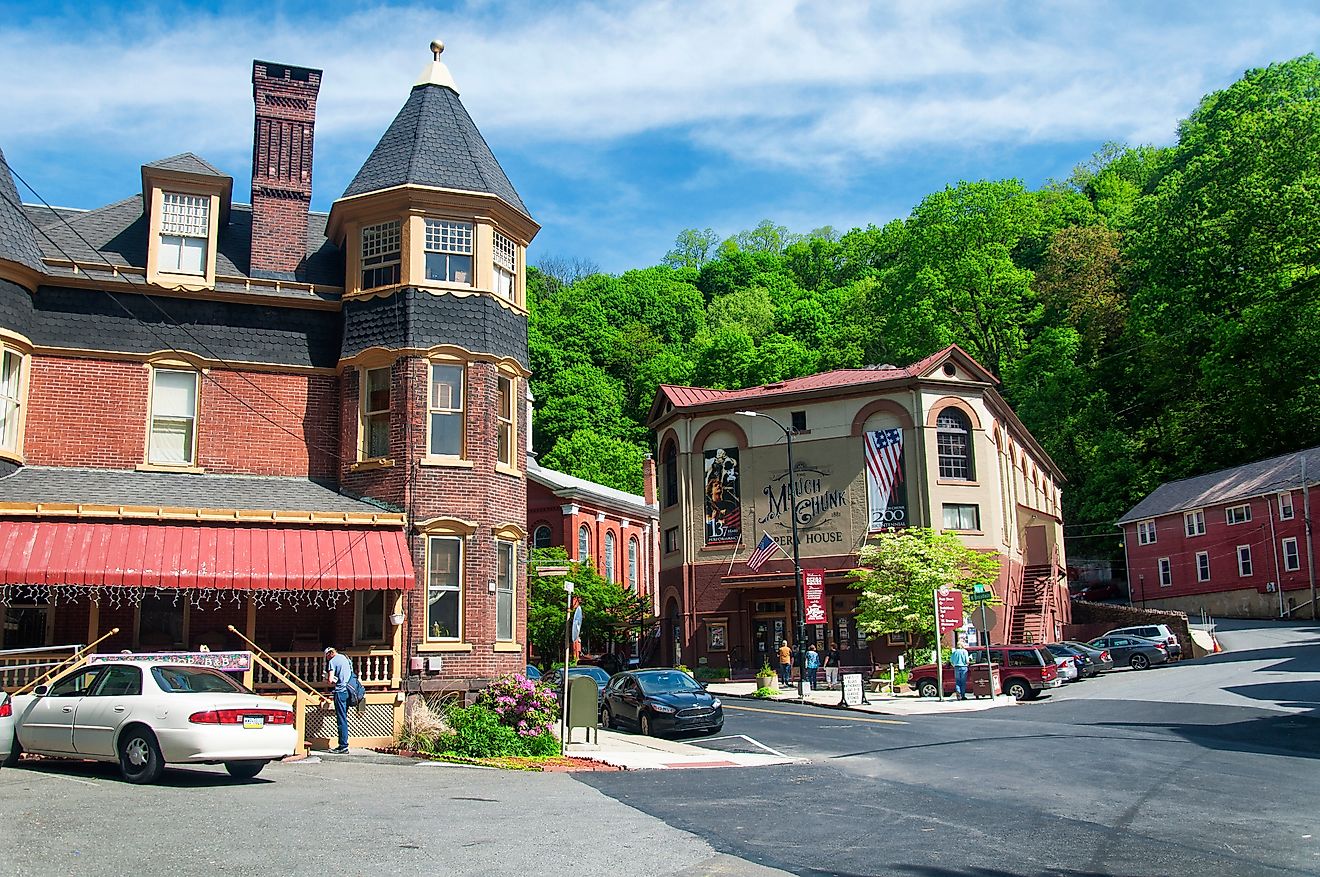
<box><xmin>243</xmin><ymin>597</ymin><xmax>257</xmax><ymax>689</ymax></box>
<box><xmin>86</xmin><ymin>601</ymin><xmax>100</xmax><ymax>645</ymax></box>
<box><xmin>390</xmin><ymin>591</ymin><xmax>404</xmax><ymax>687</ymax></box>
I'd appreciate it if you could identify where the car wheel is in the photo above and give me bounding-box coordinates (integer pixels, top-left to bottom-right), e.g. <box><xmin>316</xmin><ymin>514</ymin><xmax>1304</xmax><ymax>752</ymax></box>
<box><xmin>601</xmin><ymin>706</ymin><xmax>615</xmax><ymax>730</ymax></box>
<box><xmin>639</xmin><ymin>712</ymin><xmax>653</xmax><ymax>737</ymax></box>
<box><xmin>917</xmin><ymin>679</ymin><xmax>939</xmax><ymax>699</ymax></box>
<box><xmin>118</xmin><ymin>726</ymin><xmax>165</xmax><ymax>784</ymax></box>
<box><xmin>3</xmin><ymin>736</ymin><xmax>22</xmax><ymax>768</ymax></box>
<box><xmin>1004</xmin><ymin>678</ymin><xmax>1030</xmax><ymax>700</ymax></box>
<box><xmin>1130</xmin><ymin>654</ymin><xmax>1151</xmax><ymax>671</ymax></box>
<box><xmin>224</xmin><ymin>760</ymin><xmax>267</xmax><ymax>780</ymax></box>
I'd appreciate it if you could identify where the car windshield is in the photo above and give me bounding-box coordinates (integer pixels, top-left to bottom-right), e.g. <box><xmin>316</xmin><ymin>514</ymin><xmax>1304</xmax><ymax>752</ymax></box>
<box><xmin>636</xmin><ymin>671</ymin><xmax>702</xmax><ymax>695</ymax></box>
<box><xmin>570</xmin><ymin>667</ymin><xmax>611</xmax><ymax>685</ymax></box>
<box><xmin>151</xmin><ymin>665</ymin><xmax>250</xmax><ymax>694</ymax></box>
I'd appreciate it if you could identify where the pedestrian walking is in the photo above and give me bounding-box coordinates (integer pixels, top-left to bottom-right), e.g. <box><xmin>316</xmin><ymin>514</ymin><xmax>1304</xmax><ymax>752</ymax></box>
<box><xmin>805</xmin><ymin>644</ymin><xmax>821</xmax><ymax>689</ymax></box>
<box><xmin>950</xmin><ymin>638</ymin><xmax>970</xmax><ymax>700</ymax></box>
<box><xmin>571</xmin><ymin>595</ymin><xmax>584</xmax><ymax>661</ymax></box>
<box><xmin>777</xmin><ymin>640</ymin><xmax>792</xmax><ymax>686</ymax></box>
<box><xmin>824</xmin><ymin>641</ymin><xmax>841</xmax><ymax>689</ymax></box>
<box><xmin>324</xmin><ymin>646</ymin><xmax>355</xmax><ymax>753</ymax></box>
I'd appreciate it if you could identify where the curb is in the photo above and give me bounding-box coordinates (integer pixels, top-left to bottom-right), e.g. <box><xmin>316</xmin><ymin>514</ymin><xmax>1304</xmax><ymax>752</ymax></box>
<box><xmin>712</xmin><ymin>689</ymin><xmax>1016</xmax><ymax>716</ymax></box>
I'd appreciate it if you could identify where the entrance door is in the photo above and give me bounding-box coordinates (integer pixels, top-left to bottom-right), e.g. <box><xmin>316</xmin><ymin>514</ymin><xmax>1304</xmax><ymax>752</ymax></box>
<box><xmin>1025</xmin><ymin>525</ymin><xmax>1049</xmax><ymax>566</ymax></box>
<box><xmin>751</xmin><ymin>601</ymin><xmax>789</xmax><ymax>669</ymax></box>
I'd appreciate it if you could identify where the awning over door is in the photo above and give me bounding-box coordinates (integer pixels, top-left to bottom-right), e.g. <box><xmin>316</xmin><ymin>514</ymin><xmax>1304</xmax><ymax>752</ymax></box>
<box><xmin>0</xmin><ymin>520</ymin><xmax>414</xmax><ymax>591</ymax></box>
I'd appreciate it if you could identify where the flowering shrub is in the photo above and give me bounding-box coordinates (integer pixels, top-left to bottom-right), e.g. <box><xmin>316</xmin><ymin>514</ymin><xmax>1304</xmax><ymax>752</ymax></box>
<box><xmin>476</xmin><ymin>673</ymin><xmax>558</xmax><ymax>739</ymax></box>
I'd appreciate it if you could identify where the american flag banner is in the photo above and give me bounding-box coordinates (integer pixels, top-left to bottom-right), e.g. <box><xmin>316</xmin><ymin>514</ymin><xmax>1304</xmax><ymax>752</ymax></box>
<box><xmin>745</xmin><ymin>532</ymin><xmax>779</xmax><ymax>571</ymax></box>
<box><xmin>865</xmin><ymin>428</ymin><xmax>906</xmax><ymax>531</ymax></box>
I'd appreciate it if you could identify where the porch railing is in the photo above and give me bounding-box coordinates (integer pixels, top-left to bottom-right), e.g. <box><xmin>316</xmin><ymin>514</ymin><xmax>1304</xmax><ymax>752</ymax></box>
<box><xmin>253</xmin><ymin>650</ymin><xmax>396</xmax><ymax>691</ymax></box>
<box><xmin>1</xmin><ymin>652</ymin><xmax>69</xmax><ymax>691</ymax></box>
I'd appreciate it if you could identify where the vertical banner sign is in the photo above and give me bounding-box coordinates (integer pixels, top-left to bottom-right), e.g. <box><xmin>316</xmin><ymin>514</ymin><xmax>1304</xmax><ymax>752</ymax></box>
<box><xmin>936</xmin><ymin>587</ymin><xmax>965</xmax><ymax>632</ymax></box>
<box><xmin>704</xmin><ymin>447</ymin><xmax>742</xmax><ymax>544</ymax></box>
<box><xmin>802</xmin><ymin>569</ymin><xmax>828</xmax><ymax>624</ymax></box>
<box><xmin>864</xmin><ymin>428</ymin><xmax>907</xmax><ymax>531</ymax></box>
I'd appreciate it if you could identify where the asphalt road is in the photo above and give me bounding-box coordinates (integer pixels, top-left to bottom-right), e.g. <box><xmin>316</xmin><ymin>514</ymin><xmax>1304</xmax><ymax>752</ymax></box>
<box><xmin>579</xmin><ymin>620</ymin><xmax>1320</xmax><ymax>877</ymax></box>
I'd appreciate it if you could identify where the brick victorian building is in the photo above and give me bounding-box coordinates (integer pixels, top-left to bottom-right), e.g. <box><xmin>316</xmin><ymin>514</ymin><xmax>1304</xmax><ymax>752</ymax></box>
<box><xmin>1118</xmin><ymin>447</ymin><xmax>1317</xmax><ymax>618</ymax></box>
<box><xmin>0</xmin><ymin>45</ymin><xmax>539</xmax><ymax>745</ymax></box>
<box><xmin>648</xmin><ymin>346</ymin><xmax>1070</xmax><ymax>675</ymax></box>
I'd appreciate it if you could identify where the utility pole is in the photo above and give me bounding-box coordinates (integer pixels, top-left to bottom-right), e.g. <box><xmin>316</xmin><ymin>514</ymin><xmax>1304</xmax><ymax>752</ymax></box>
<box><xmin>1303</xmin><ymin>454</ymin><xmax>1316</xmax><ymax>621</ymax></box>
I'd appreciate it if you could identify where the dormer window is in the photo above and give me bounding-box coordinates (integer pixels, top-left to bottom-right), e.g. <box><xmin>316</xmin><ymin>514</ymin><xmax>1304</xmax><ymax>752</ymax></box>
<box><xmin>158</xmin><ymin>193</ymin><xmax>209</xmax><ymax>276</ymax></box>
<box><xmin>361</xmin><ymin>221</ymin><xmax>401</xmax><ymax>289</ymax></box>
<box><xmin>493</xmin><ymin>230</ymin><xmax>517</xmax><ymax>300</ymax></box>
<box><xmin>425</xmin><ymin>220</ymin><xmax>473</xmax><ymax>284</ymax></box>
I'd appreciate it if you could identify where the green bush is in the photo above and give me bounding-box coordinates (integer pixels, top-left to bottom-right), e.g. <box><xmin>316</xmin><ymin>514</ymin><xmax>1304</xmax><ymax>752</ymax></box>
<box><xmin>753</xmin><ymin>686</ymin><xmax>778</xmax><ymax>699</ymax></box>
<box><xmin>523</xmin><ymin>731</ymin><xmax>560</xmax><ymax>757</ymax></box>
<box><xmin>439</xmin><ymin>704</ymin><xmax>527</xmax><ymax>758</ymax></box>
<box><xmin>693</xmin><ymin>666</ymin><xmax>730</xmax><ymax>681</ymax></box>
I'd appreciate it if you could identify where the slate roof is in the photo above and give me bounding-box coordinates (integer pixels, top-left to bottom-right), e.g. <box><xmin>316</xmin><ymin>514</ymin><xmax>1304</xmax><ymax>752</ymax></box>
<box><xmin>144</xmin><ymin>153</ymin><xmax>228</xmax><ymax>177</ymax></box>
<box><xmin>342</xmin><ymin>286</ymin><xmax>528</xmax><ymax>367</ymax></box>
<box><xmin>1117</xmin><ymin>446</ymin><xmax>1320</xmax><ymax>524</ymax></box>
<box><xmin>0</xmin><ymin>146</ymin><xmax>45</xmax><ymax>273</ymax></box>
<box><xmin>527</xmin><ymin>460</ymin><xmax>657</xmax><ymax>519</ymax></box>
<box><xmin>0</xmin><ymin>466</ymin><xmax>389</xmax><ymax>515</ymax></box>
<box><xmin>21</xmin><ymin>199</ymin><xmax>343</xmax><ymax>292</ymax></box>
<box><xmin>342</xmin><ymin>84</ymin><xmax>529</xmax><ymax>217</ymax></box>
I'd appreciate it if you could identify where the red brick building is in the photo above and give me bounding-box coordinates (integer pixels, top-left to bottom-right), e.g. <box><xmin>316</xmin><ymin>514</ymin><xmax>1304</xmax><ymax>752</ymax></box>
<box><xmin>0</xmin><ymin>46</ymin><xmax>538</xmax><ymax>744</ymax></box>
<box><xmin>648</xmin><ymin>346</ymin><xmax>1070</xmax><ymax>676</ymax></box>
<box><xmin>1118</xmin><ymin>447</ymin><xmax>1318</xmax><ymax>618</ymax></box>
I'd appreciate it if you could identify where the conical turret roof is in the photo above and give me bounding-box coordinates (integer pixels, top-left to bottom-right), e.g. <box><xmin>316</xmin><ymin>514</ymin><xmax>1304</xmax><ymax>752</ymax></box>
<box><xmin>0</xmin><ymin>147</ymin><xmax>45</xmax><ymax>273</ymax></box>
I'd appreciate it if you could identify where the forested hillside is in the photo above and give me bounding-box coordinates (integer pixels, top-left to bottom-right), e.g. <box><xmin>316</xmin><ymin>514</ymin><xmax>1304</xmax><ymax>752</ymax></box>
<box><xmin>527</xmin><ymin>56</ymin><xmax>1320</xmax><ymax>557</ymax></box>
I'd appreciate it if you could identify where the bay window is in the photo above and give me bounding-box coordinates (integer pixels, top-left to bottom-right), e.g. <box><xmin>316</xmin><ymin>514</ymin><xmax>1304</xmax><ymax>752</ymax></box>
<box><xmin>361</xmin><ymin>366</ymin><xmax>391</xmax><ymax>459</ymax></box>
<box><xmin>493</xmin><ymin>230</ymin><xmax>517</xmax><ymax>300</ymax></box>
<box><xmin>497</xmin><ymin>375</ymin><xmax>516</xmax><ymax>467</ymax></box>
<box><xmin>424</xmin><ymin>219</ymin><xmax>473</xmax><ymax>284</ymax></box>
<box><xmin>428</xmin><ymin>363</ymin><xmax>465</xmax><ymax>457</ymax></box>
<box><xmin>426</xmin><ymin>536</ymin><xmax>462</xmax><ymax>641</ymax></box>
<box><xmin>0</xmin><ymin>347</ymin><xmax>24</xmax><ymax>454</ymax></box>
<box><xmin>496</xmin><ymin>539</ymin><xmax>516</xmax><ymax>641</ymax></box>
<box><xmin>361</xmin><ymin>220</ymin><xmax>401</xmax><ymax>289</ymax></box>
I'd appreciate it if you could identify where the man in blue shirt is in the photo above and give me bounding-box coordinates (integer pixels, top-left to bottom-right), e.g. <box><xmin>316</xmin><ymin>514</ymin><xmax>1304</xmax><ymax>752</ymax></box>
<box><xmin>949</xmin><ymin>637</ymin><xmax>970</xmax><ymax>700</ymax></box>
<box><xmin>324</xmin><ymin>646</ymin><xmax>354</xmax><ymax>753</ymax></box>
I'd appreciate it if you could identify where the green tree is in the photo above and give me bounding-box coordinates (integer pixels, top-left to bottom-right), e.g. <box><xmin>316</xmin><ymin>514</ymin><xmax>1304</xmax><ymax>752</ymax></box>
<box><xmin>664</xmin><ymin>227</ymin><xmax>721</xmax><ymax>269</ymax></box>
<box><xmin>526</xmin><ymin>548</ymin><xmax>653</xmax><ymax>668</ymax></box>
<box><xmin>540</xmin><ymin>431</ymin><xmax>648</xmax><ymax>495</ymax></box>
<box><xmin>851</xmin><ymin>529</ymin><xmax>1000</xmax><ymax>644</ymax></box>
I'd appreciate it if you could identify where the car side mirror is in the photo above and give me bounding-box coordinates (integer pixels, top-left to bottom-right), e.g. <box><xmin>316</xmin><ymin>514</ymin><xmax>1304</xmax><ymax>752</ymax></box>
<box><xmin>32</xmin><ymin>684</ymin><xmax>49</xmax><ymax>697</ymax></box>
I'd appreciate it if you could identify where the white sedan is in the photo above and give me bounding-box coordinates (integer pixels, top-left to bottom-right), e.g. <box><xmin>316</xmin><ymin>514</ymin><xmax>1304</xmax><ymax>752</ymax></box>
<box><xmin>5</xmin><ymin>660</ymin><xmax>296</xmax><ymax>783</ymax></box>
<box><xmin>0</xmin><ymin>692</ymin><xmax>14</xmax><ymax>767</ymax></box>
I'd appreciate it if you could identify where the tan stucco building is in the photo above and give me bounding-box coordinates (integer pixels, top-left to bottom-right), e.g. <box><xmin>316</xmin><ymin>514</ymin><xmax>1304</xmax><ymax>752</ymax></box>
<box><xmin>647</xmin><ymin>345</ymin><xmax>1069</xmax><ymax>674</ymax></box>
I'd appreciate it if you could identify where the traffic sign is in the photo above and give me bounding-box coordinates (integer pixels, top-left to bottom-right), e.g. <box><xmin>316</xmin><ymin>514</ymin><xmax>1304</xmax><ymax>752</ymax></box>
<box><xmin>970</xmin><ymin>584</ymin><xmax>994</xmax><ymax>602</ymax></box>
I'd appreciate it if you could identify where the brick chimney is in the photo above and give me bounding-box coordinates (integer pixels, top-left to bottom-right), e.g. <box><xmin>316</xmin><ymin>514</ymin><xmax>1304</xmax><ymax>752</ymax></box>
<box><xmin>642</xmin><ymin>453</ymin><xmax>657</xmax><ymax>505</ymax></box>
<box><xmin>250</xmin><ymin>60</ymin><xmax>322</xmax><ymax>276</ymax></box>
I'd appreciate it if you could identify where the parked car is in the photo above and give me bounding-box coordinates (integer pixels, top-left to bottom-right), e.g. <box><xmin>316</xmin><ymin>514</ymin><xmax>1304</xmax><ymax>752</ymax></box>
<box><xmin>0</xmin><ymin>692</ymin><xmax>13</xmax><ymax>768</ymax></box>
<box><xmin>545</xmin><ymin>665</ymin><xmax>613</xmax><ymax>709</ymax></box>
<box><xmin>1062</xmin><ymin>640</ymin><xmax>1114</xmax><ymax>672</ymax></box>
<box><xmin>1074</xmin><ymin>581</ymin><xmax>1127</xmax><ymax>602</ymax></box>
<box><xmin>524</xmin><ymin>665</ymin><xmax>542</xmax><ymax>680</ymax></box>
<box><xmin>1045</xmin><ymin>643</ymin><xmax>1098</xmax><ymax>678</ymax></box>
<box><xmin>965</xmin><ymin>646</ymin><xmax>1061</xmax><ymax>700</ymax></box>
<box><xmin>1103</xmin><ymin>625</ymin><xmax>1182</xmax><ymax>659</ymax></box>
<box><xmin>1052</xmin><ymin>654</ymin><xmax>1080</xmax><ymax>682</ymax></box>
<box><xmin>7</xmin><ymin>661</ymin><xmax>296</xmax><ymax>783</ymax></box>
<box><xmin>600</xmin><ymin>668</ymin><xmax>723</xmax><ymax>736</ymax></box>
<box><xmin>908</xmin><ymin>662</ymin><xmax>1002</xmax><ymax>699</ymax></box>
<box><xmin>1088</xmin><ymin>634</ymin><xmax>1169</xmax><ymax>670</ymax></box>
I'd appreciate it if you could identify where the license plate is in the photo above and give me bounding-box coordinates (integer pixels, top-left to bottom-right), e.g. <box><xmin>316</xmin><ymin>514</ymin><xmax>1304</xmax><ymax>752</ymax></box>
<box><xmin>242</xmin><ymin>715</ymin><xmax>266</xmax><ymax>729</ymax></box>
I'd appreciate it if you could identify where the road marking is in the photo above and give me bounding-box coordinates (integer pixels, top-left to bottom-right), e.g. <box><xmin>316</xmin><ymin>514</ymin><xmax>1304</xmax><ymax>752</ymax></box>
<box><xmin>723</xmin><ymin>704</ymin><xmax>907</xmax><ymax>725</ymax></box>
<box><xmin>703</xmin><ymin>734</ymin><xmax>791</xmax><ymax>758</ymax></box>
<box><xmin>21</xmin><ymin>769</ymin><xmax>98</xmax><ymax>787</ymax></box>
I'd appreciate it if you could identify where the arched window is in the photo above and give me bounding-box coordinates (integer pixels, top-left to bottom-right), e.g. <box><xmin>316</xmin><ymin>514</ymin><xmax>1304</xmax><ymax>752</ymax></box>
<box><xmin>533</xmin><ymin>525</ymin><xmax>552</xmax><ymax>549</ymax></box>
<box><xmin>662</xmin><ymin>440</ymin><xmax>678</xmax><ymax>508</ymax></box>
<box><xmin>936</xmin><ymin>408</ymin><xmax>974</xmax><ymax>480</ymax></box>
<box><xmin>605</xmin><ymin>531</ymin><xmax>617</xmax><ymax>582</ymax></box>
<box><xmin>577</xmin><ymin>524</ymin><xmax>591</xmax><ymax>561</ymax></box>
<box><xmin>628</xmin><ymin>537</ymin><xmax>639</xmax><ymax>591</ymax></box>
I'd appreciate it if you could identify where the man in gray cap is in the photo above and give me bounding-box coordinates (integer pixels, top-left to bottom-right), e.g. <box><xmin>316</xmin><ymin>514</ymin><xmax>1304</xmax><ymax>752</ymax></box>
<box><xmin>324</xmin><ymin>646</ymin><xmax>354</xmax><ymax>753</ymax></box>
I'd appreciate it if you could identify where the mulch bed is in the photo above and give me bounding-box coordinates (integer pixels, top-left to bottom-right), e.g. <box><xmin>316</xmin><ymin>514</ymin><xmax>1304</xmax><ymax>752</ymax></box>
<box><xmin>372</xmin><ymin>747</ymin><xmax>625</xmax><ymax>772</ymax></box>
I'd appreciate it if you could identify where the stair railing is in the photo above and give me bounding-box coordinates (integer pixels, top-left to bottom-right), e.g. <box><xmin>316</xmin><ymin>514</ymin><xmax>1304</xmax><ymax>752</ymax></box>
<box><xmin>14</xmin><ymin>628</ymin><xmax>122</xmax><ymax>695</ymax></box>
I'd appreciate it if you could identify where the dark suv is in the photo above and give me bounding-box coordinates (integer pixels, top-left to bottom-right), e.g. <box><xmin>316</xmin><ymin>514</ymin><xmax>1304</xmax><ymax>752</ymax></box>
<box><xmin>967</xmin><ymin>646</ymin><xmax>1061</xmax><ymax>700</ymax></box>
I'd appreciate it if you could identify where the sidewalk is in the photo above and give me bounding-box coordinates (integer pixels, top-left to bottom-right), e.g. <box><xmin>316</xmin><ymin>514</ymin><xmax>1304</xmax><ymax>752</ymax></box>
<box><xmin>706</xmin><ymin>681</ymin><xmax>1018</xmax><ymax>716</ymax></box>
<box><xmin>565</xmin><ymin>727</ymin><xmax>799</xmax><ymax>770</ymax></box>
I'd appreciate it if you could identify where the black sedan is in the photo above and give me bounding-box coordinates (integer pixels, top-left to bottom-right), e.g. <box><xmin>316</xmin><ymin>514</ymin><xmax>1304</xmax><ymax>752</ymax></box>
<box><xmin>601</xmin><ymin>669</ymin><xmax>724</xmax><ymax>737</ymax></box>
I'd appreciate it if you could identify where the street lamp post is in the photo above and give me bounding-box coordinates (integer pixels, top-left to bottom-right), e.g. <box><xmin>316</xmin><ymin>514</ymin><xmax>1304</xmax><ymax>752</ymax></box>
<box><xmin>736</xmin><ymin>410</ymin><xmax>807</xmax><ymax>698</ymax></box>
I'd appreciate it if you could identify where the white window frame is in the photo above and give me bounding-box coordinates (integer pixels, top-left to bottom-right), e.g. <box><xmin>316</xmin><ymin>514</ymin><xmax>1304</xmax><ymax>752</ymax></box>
<box><xmin>1137</xmin><ymin>520</ymin><xmax>1157</xmax><ymax>545</ymax></box>
<box><xmin>427</xmin><ymin>363</ymin><xmax>465</xmax><ymax>458</ymax></box>
<box><xmin>360</xmin><ymin>366</ymin><xmax>391</xmax><ymax>460</ymax></box>
<box><xmin>941</xmin><ymin>503</ymin><xmax>980</xmax><ymax>532</ymax></box>
<box><xmin>425</xmin><ymin>535</ymin><xmax>463</xmax><ymax>642</ymax></box>
<box><xmin>1158</xmin><ymin>557</ymin><xmax>1172</xmax><ymax>587</ymax></box>
<box><xmin>493</xmin><ymin>230</ymin><xmax>517</xmax><ymax>301</ymax></box>
<box><xmin>360</xmin><ymin>220</ymin><xmax>401</xmax><ymax>290</ymax></box>
<box><xmin>1196</xmin><ymin>551</ymin><xmax>1210</xmax><ymax>582</ymax></box>
<box><xmin>532</xmin><ymin>525</ymin><xmax>552</xmax><ymax>549</ymax></box>
<box><xmin>578</xmin><ymin>524</ymin><xmax>591</xmax><ymax>561</ymax></box>
<box><xmin>148</xmin><ymin>368</ymin><xmax>199</xmax><ymax>467</ymax></box>
<box><xmin>628</xmin><ymin>536</ymin><xmax>639</xmax><ymax>591</ymax></box>
<box><xmin>1226</xmin><ymin>504</ymin><xmax>1251</xmax><ymax>525</ymax></box>
<box><xmin>354</xmin><ymin>591</ymin><xmax>389</xmax><ymax>645</ymax></box>
<box><xmin>0</xmin><ymin>346</ymin><xmax>26</xmax><ymax>454</ymax></box>
<box><xmin>1282</xmin><ymin>537</ymin><xmax>1300</xmax><ymax>572</ymax></box>
<box><xmin>496</xmin><ymin>539</ymin><xmax>516</xmax><ymax>642</ymax></box>
<box><xmin>1183</xmin><ymin>510</ymin><xmax>1205</xmax><ymax>537</ymax></box>
<box><xmin>496</xmin><ymin>375</ymin><xmax>516</xmax><ymax>468</ymax></box>
<box><xmin>424</xmin><ymin>219</ymin><xmax>474</xmax><ymax>285</ymax></box>
<box><xmin>158</xmin><ymin>192</ymin><xmax>210</xmax><ymax>276</ymax></box>
<box><xmin>1279</xmin><ymin>492</ymin><xmax>1294</xmax><ymax>521</ymax></box>
<box><xmin>1236</xmin><ymin>544</ymin><xmax>1253</xmax><ymax>577</ymax></box>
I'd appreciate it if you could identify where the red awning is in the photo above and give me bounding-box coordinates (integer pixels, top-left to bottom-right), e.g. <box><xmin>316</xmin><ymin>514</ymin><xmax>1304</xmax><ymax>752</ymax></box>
<box><xmin>0</xmin><ymin>520</ymin><xmax>414</xmax><ymax>591</ymax></box>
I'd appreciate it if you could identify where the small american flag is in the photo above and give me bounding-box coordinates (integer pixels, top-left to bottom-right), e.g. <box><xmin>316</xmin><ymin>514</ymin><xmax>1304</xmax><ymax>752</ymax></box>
<box><xmin>746</xmin><ymin>532</ymin><xmax>778</xmax><ymax>571</ymax></box>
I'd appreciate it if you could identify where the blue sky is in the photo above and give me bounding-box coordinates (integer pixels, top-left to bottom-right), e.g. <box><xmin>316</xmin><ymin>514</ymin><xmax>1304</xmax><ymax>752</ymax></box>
<box><xmin>3</xmin><ymin>1</ymin><xmax>1320</xmax><ymax>273</ymax></box>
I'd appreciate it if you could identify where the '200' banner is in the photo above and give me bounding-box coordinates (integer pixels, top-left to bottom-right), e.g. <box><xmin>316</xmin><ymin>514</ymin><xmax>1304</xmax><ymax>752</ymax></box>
<box><xmin>802</xmin><ymin>568</ymin><xmax>827</xmax><ymax>624</ymax></box>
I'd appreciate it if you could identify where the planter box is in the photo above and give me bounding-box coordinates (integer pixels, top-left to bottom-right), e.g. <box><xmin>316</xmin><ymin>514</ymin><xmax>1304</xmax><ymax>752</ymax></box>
<box><xmin>756</xmin><ymin>674</ymin><xmax>778</xmax><ymax>690</ymax></box>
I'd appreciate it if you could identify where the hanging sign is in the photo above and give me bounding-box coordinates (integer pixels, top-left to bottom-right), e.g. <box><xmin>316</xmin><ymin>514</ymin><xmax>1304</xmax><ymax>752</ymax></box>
<box><xmin>802</xmin><ymin>569</ymin><xmax>828</xmax><ymax>624</ymax></box>
<box><xmin>935</xmin><ymin>587</ymin><xmax>964</xmax><ymax>630</ymax></box>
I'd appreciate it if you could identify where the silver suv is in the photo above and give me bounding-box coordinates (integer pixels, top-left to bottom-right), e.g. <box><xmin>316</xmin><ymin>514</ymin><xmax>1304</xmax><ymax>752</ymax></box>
<box><xmin>1104</xmin><ymin>624</ymin><xmax>1182</xmax><ymax>659</ymax></box>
